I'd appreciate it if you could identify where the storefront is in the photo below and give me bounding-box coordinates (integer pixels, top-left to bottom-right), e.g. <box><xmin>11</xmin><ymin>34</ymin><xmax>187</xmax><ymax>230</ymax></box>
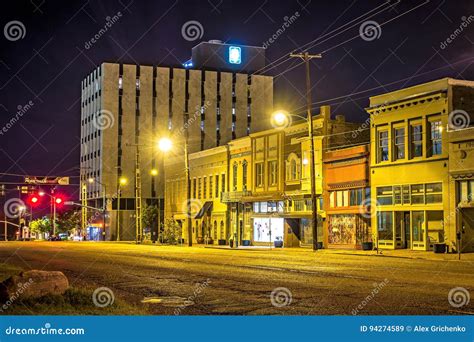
<box><xmin>327</xmin><ymin>214</ymin><xmax>370</xmax><ymax>248</ymax></box>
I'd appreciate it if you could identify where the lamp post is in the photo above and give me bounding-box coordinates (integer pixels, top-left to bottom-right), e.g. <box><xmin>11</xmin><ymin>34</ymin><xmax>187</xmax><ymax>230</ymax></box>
<box><xmin>117</xmin><ymin>177</ymin><xmax>127</xmax><ymax>241</ymax></box>
<box><xmin>272</xmin><ymin>109</ymin><xmax>320</xmax><ymax>251</ymax></box>
<box><xmin>157</xmin><ymin>135</ymin><xmax>192</xmax><ymax>247</ymax></box>
<box><xmin>88</xmin><ymin>178</ymin><xmax>107</xmax><ymax>241</ymax></box>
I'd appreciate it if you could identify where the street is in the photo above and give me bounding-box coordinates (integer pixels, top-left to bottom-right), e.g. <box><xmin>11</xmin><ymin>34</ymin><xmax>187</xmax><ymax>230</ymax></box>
<box><xmin>0</xmin><ymin>242</ymin><xmax>472</xmax><ymax>315</ymax></box>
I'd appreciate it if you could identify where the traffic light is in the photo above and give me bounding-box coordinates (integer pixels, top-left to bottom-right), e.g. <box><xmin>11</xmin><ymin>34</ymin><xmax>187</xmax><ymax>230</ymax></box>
<box><xmin>27</xmin><ymin>194</ymin><xmax>40</xmax><ymax>206</ymax></box>
<box><xmin>54</xmin><ymin>196</ymin><xmax>64</xmax><ymax>206</ymax></box>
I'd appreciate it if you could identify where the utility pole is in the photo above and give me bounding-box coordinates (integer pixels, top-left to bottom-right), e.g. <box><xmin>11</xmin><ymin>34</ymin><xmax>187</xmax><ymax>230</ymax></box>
<box><xmin>81</xmin><ymin>183</ymin><xmax>87</xmax><ymax>235</ymax></box>
<box><xmin>184</xmin><ymin>111</ymin><xmax>193</xmax><ymax>247</ymax></box>
<box><xmin>117</xmin><ymin>184</ymin><xmax>121</xmax><ymax>241</ymax></box>
<box><xmin>289</xmin><ymin>51</ymin><xmax>322</xmax><ymax>251</ymax></box>
<box><xmin>134</xmin><ymin>144</ymin><xmax>143</xmax><ymax>243</ymax></box>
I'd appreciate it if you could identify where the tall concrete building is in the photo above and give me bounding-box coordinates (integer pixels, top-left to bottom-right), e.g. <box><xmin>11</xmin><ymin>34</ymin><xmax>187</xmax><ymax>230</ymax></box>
<box><xmin>80</xmin><ymin>41</ymin><xmax>273</xmax><ymax>240</ymax></box>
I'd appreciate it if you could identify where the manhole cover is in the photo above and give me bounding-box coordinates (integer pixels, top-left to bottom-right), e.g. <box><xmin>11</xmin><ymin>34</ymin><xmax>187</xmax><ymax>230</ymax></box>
<box><xmin>141</xmin><ymin>296</ymin><xmax>194</xmax><ymax>307</ymax></box>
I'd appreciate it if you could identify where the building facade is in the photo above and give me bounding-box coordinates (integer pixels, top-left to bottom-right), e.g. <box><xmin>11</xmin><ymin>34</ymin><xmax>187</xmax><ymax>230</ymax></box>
<box><xmin>366</xmin><ymin>78</ymin><xmax>474</xmax><ymax>251</ymax></box>
<box><xmin>166</xmin><ymin>105</ymin><xmax>366</xmax><ymax>247</ymax></box>
<box><xmin>80</xmin><ymin>47</ymin><xmax>273</xmax><ymax>240</ymax></box>
<box><xmin>323</xmin><ymin>144</ymin><xmax>371</xmax><ymax>249</ymax></box>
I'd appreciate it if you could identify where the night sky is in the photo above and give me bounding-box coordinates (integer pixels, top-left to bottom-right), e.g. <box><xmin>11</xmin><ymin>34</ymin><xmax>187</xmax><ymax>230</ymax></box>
<box><xmin>0</xmin><ymin>0</ymin><xmax>473</xmax><ymax>194</ymax></box>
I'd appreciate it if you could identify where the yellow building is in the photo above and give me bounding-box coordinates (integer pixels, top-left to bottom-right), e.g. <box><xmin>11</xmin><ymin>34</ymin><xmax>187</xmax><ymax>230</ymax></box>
<box><xmin>367</xmin><ymin>78</ymin><xmax>474</xmax><ymax>251</ymax></box>
<box><xmin>449</xmin><ymin>126</ymin><xmax>474</xmax><ymax>253</ymax></box>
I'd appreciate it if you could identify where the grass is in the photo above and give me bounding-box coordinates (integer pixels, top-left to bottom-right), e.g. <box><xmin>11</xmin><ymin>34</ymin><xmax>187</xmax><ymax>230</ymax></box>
<box><xmin>0</xmin><ymin>264</ymin><xmax>146</xmax><ymax>315</ymax></box>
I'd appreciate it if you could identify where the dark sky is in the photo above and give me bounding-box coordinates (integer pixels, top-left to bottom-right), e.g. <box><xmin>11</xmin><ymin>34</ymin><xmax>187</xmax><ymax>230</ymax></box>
<box><xmin>0</xmin><ymin>0</ymin><xmax>473</xmax><ymax>186</ymax></box>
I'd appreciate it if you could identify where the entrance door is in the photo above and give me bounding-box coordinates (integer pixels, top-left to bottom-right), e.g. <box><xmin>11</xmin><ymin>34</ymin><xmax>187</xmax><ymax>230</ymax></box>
<box><xmin>403</xmin><ymin>212</ymin><xmax>411</xmax><ymax>249</ymax></box>
<box><xmin>412</xmin><ymin>211</ymin><xmax>426</xmax><ymax>250</ymax></box>
<box><xmin>395</xmin><ymin>211</ymin><xmax>410</xmax><ymax>249</ymax></box>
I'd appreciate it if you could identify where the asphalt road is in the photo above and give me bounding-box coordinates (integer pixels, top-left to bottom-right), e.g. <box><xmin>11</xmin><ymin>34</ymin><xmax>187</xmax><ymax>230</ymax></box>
<box><xmin>0</xmin><ymin>242</ymin><xmax>472</xmax><ymax>315</ymax></box>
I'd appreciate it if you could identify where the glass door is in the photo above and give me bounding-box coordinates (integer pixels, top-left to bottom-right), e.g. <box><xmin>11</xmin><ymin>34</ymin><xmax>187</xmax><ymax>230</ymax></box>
<box><xmin>412</xmin><ymin>211</ymin><xmax>426</xmax><ymax>250</ymax></box>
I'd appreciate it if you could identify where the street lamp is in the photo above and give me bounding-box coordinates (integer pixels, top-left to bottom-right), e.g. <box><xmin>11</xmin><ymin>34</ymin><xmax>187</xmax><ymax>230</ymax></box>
<box><xmin>88</xmin><ymin>177</ymin><xmax>107</xmax><ymax>241</ymax></box>
<box><xmin>117</xmin><ymin>177</ymin><xmax>127</xmax><ymax>241</ymax></box>
<box><xmin>272</xmin><ymin>110</ymin><xmax>320</xmax><ymax>251</ymax></box>
<box><xmin>158</xmin><ymin>134</ymin><xmax>193</xmax><ymax>247</ymax></box>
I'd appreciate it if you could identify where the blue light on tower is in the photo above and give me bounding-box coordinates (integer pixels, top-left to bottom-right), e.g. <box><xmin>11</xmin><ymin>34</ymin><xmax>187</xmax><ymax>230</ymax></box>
<box><xmin>228</xmin><ymin>46</ymin><xmax>241</xmax><ymax>64</ymax></box>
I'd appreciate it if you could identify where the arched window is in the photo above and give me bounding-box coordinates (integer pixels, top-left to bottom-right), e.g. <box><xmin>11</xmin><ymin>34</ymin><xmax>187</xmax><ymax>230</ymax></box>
<box><xmin>220</xmin><ymin>221</ymin><xmax>225</xmax><ymax>240</ymax></box>
<box><xmin>286</xmin><ymin>153</ymin><xmax>301</xmax><ymax>182</ymax></box>
<box><xmin>213</xmin><ymin>221</ymin><xmax>218</xmax><ymax>240</ymax></box>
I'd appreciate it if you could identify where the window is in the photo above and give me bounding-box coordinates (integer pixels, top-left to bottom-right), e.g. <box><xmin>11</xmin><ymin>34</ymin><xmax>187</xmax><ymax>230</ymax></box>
<box><xmin>393</xmin><ymin>186</ymin><xmax>402</xmax><ymax>205</ymax></box>
<box><xmin>335</xmin><ymin>190</ymin><xmax>349</xmax><ymax>207</ymax></box>
<box><xmin>394</xmin><ymin>127</ymin><xmax>405</xmax><ymax>160</ymax></box>
<box><xmin>286</xmin><ymin>153</ymin><xmax>300</xmax><ymax>182</ymax></box>
<box><xmin>255</xmin><ymin>162</ymin><xmax>264</xmax><ymax>187</ymax></box>
<box><xmin>411</xmin><ymin>124</ymin><xmax>423</xmax><ymax>158</ymax></box>
<box><xmin>215</xmin><ymin>175</ymin><xmax>220</xmax><ymax>198</ymax></box>
<box><xmin>411</xmin><ymin>184</ymin><xmax>424</xmax><ymax>204</ymax></box>
<box><xmin>118</xmin><ymin>77</ymin><xmax>123</xmax><ymax>89</ymax></box>
<box><xmin>290</xmin><ymin>159</ymin><xmax>297</xmax><ymax>179</ymax></box>
<box><xmin>209</xmin><ymin>175</ymin><xmax>213</xmax><ymax>199</ymax></box>
<box><xmin>203</xmin><ymin>177</ymin><xmax>207</xmax><ymax>199</ymax></box>
<box><xmin>269</xmin><ymin>160</ymin><xmax>278</xmax><ymax>186</ymax></box>
<box><xmin>377</xmin><ymin>211</ymin><xmax>393</xmax><ymax>240</ymax></box>
<box><xmin>376</xmin><ymin>186</ymin><xmax>393</xmax><ymax>205</ymax></box>
<box><xmin>425</xmin><ymin>183</ymin><xmax>442</xmax><ymax>203</ymax></box>
<box><xmin>430</xmin><ymin>120</ymin><xmax>442</xmax><ymax>156</ymax></box>
<box><xmin>198</xmin><ymin>178</ymin><xmax>202</xmax><ymax>199</ymax></box>
<box><xmin>232</xmin><ymin>163</ymin><xmax>238</xmax><ymax>191</ymax></box>
<box><xmin>221</xmin><ymin>174</ymin><xmax>225</xmax><ymax>195</ymax></box>
<box><xmin>242</xmin><ymin>160</ymin><xmax>248</xmax><ymax>191</ymax></box>
<box><xmin>459</xmin><ymin>180</ymin><xmax>474</xmax><ymax>203</ymax></box>
<box><xmin>192</xmin><ymin>179</ymin><xmax>197</xmax><ymax>199</ymax></box>
<box><xmin>402</xmin><ymin>185</ymin><xmax>410</xmax><ymax>204</ymax></box>
<box><xmin>350</xmin><ymin>188</ymin><xmax>364</xmax><ymax>206</ymax></box>
<box><xmin>329</xmin><ymin>192</ymin><xmax>335</xmax><ymax>208</ymax></box>
<box><xmin>378</xmin><ymin>130</ymin><xmax>389</xmax><ymax>162</ymax></box>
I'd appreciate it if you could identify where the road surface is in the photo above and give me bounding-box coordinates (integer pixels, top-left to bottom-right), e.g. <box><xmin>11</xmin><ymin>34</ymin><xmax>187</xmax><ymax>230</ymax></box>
<box><xmin>0</xmin><ymin>242</ymin><xmax>472</xmax><ymax>315</ymax></box>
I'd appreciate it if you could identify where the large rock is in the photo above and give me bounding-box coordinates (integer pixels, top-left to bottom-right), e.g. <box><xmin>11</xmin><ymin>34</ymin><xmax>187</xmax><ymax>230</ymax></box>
<box><xmin>0</xmin><ymin>270</ymin><xmax>69</xmax><ymax>302</ymax></box>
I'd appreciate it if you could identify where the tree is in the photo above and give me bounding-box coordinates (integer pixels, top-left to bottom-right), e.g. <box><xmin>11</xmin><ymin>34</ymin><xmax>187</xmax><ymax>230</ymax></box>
<box><xmin>56</xmin><ymin>209</ymin><xmax>81</xmax><ymax>234</ymax></box>
<box><xmin>162</xmin><ymin>219</ymin><xmax>181</xmax><ymax>245</ymax></box>
<box><xmin>29</xmin><ymin>217</ymin><xmax>52</xmax><ymax>236</ymax></box>
<box><xmin>142</xmin><ymin>204</ymin><xmax>158</xmax><ymax>230</ymax></box>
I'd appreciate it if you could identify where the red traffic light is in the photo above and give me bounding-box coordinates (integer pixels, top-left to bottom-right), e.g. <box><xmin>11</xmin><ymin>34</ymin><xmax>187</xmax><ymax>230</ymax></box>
<box><xmin>27</xmin><ymin>195</ymin><xmax>40</xmax><ymax>206</ymax></box>
<box><xmin>55</xmin><ymin>197</ymin><xmax>63</xmax><ymax>205</ymax></box>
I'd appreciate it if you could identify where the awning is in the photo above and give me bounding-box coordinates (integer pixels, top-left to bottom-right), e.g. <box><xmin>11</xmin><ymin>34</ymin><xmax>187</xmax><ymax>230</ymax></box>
<box><xmin>194</xmin><ymin>201</ymin><xmax>213</xmax><ymax>219</ymax></box>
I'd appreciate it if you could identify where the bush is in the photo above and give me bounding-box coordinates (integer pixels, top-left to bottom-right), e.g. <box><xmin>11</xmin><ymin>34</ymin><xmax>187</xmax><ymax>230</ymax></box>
<box><xmin>162</xmin><ymin>219</ymin><xmax>182</xmax><ymax>244</ymax></box>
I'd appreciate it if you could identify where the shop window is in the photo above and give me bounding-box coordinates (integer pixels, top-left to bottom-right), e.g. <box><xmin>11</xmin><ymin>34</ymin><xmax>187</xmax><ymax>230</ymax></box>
<box><xmin>429</xmin><ymin>120</ymin><xmax>442</xmax><ymax>156</ymax></box>
<box><xmin>393</xmin><ymin>186</ymin><xmax>402</xmax><ymax>205</ymax></box>
<box><xmin>260</xmin><ymin>202</ymin><xmax>268</xmax><ymax>212</ymax></box>
<box><xmin>394</xmin><ymin>127</ymin><xmax>405</xmax><ymax>160</ymax></box>
<box><xmin>376</xmin><ymin>186</ymin><xmax>393</xmax><ymax>205</ymax></box>
<box><xmin>426</xmin><ymin>183</ymin><xmax>442</xmax><ymax>203</ymax></box>
<box><xmin>378</xmin><ymin>130</ymin><xmax>389</xmax><ymax>162</ymax></box>
<box><xmin>255</xmin><ymin>162</ymin><xmax>264</xmax><ymax>188</ymax></box>
<box><xmin>269</xmin><ymin>160</ymin><xmax>278</xmax><ymax>186</ymax></box>
<box><xmin>411</xmin><ymin>184</ymin><xmax>424</xmax><ymax>204</ymax></box>
<box><xmin>459</xmin><ymin>180</ymin><xmax>474</xmax><ymax>203</ymax></box>
<box><xmin>410</xmin><ymin>124</ymin><xmax>423</xmax><ymax>158</ymax></box>
<box><xmin>268</xmin><ymin>202</ymin><xmax>277</xmax><ymax>212</ymax></box>
<box><xmin>377</xmin><ymin>211</ymin><xmax>393</xmax><ymax>240</ymax></box>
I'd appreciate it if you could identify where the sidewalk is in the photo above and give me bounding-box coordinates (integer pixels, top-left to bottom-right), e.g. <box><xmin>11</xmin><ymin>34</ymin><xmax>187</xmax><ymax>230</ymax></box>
<box><xmin>205</xmin><ymin>244</ymin><xmax>473</xmax><ymax>261</ymax></box>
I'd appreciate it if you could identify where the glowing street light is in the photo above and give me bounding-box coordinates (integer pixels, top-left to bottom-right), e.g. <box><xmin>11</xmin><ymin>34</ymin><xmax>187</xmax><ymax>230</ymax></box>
<box><xmin>158</xmin><ymin>137</ymin><xmax>172</xmax><ymax>152</ymax></box>
<box><xmin>150</xmin><ymin>169</ymin><xmax>158</xmax><ymax>176</ymax></box>
<box><xmin>119</xmin><ymin>177</ymin><xmax>128</xmax><ymax>186</ymax></box>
